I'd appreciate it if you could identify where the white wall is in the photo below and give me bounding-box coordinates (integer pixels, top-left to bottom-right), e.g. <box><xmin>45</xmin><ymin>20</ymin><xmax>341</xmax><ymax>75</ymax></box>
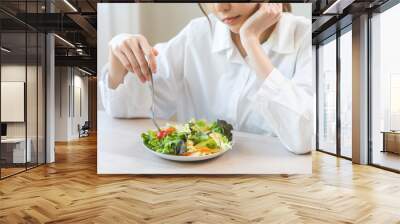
<box><xmin>54</xmin><ymin>67</ymin><xmax>89</xmax><ymax>141</ymax></box>
<box><xmin>1</xmin><ymin>64</ymin><xmax>46</xmax><ymax>163</ymax></box>
<box><xmin>55</xmin><ymin>66</ymin><xmax>68</xmax><ymax>141</ymax></box>
<box><xmin>1</xmin><ymin>66</ymin><xmax>26</xmax><ymax>132</ymax></box>
<box><xmin>1</xmin><ymin>66</ymin><xmax>27</xmax><ymax>144</ymax></box>
<box><xmin>1</xmin><ymin>82</ymin><xmax>24</xmax><ymax>122</ymax></box>
<box><xmin>1</xmin><ymin>65</ymin><xmax>39</xmax><ymax>138</ymax></box>
<box><xmin>291</xmin><ymin>3</ymin><xmax>311</xmax><ymax>19</ymax></box>
<box><xmin>72</xmin><ymin>74</ymin><xmax>89</xmax><ymax>138</ymax></box>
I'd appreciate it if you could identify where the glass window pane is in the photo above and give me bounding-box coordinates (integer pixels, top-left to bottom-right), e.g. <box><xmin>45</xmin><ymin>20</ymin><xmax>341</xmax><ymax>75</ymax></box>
<box><xmin>318</xmin><ymin>38</ymin><xmax>337</xmax><ymax>154</ymax></box>
<box><xmin>371</xmin><ymin>3</ymin><xmax>400</xmax><ymax>171</ymax></box>
<box><xmin>27</xmin><ymin>31</ymin><xmax>38</xmax><ymax>169</ymax></box>
<box><xmin>0</xmin><ymin>0</ymin><xmax>46</xmax><ymax>179</ymax></box>
<box><xmin>38</xmin><ymin>32</ymin><xmax>46</xmax><ymax>165</ymax></box>
<box><xmin>340</xmin><ymin>30</ymin><xmax>352</xmax><ymax>158</ymax></box>
<box><xmin>1</xmin><ymin>30</ymin><xmax>27</xmax><ymax>177</ymax></box>
<box><xmin>26</xmin><ymin>0</ymin><xmax>40</xmax><ymax>169</ymax></box>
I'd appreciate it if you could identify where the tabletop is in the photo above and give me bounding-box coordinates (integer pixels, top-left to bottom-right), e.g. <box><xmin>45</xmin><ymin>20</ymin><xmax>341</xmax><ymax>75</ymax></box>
<box><xmin>98</xmin><ymin>111</ymin><xmax>311</xmax><ymax>174</ymax></box>
<box><xmin>1</xmin><ymin>138</ymin><xmax>29</xmax><ymax>144</ymax></box>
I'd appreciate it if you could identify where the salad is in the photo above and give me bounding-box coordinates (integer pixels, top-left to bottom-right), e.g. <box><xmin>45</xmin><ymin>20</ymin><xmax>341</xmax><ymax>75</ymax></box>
<box><xmin>141</xmin><ymin>119</ymin><xmax>233</xmax><ymax>156</ymax></box>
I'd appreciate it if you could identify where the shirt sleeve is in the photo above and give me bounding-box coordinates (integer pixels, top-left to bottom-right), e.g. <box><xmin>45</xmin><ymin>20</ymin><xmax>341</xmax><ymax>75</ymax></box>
<box><xmin>251</xmin><ymin>32</ymin><xmax>314</xmax><ymax>154</ymax></box>
<box><xmin>98</xmin><ymin>24</ymin><xmax>190</xmax><ymax>119</ymax></box>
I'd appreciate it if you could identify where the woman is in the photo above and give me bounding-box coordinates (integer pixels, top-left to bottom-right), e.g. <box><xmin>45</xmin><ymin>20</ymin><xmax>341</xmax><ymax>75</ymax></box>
<box><xmin>100</xmin><ymin>3</ymin><xmax>313</xmax><ymax>154</ymax></box>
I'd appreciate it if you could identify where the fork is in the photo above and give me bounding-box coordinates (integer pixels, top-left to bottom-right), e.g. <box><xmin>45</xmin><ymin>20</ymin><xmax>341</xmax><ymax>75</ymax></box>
<box><xmin>148</xmin><ymin>67</ymin><xmax>161</xmax><ymax>132</ymax></box>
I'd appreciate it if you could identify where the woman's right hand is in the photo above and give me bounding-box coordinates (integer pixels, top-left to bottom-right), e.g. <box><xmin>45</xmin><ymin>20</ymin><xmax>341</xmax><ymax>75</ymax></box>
<box><xmin>109</xmin><ymin>33</ymin><xmax>158</xmax><ymax>84</ymax></box>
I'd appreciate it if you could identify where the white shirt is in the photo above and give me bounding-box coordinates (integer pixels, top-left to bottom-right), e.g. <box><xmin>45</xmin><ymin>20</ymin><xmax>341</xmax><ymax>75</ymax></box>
<box><xmin>99</xmin><ymin>13</ymin><xmax>314</xmax><ymax>154</ymax></box>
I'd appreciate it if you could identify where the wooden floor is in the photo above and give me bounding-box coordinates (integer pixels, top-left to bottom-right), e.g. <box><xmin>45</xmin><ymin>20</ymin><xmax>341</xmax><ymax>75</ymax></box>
<box><xmin>1</xmin><ymin>163</ymin><xmax>45</xmax><ymax>178</ymax></box>
<box><xmin>1</xmin><ymin>167</ymin><xmax>26</xmax><ymax>178</ymax></box>
<box><xmin>373</xmin><ymin>150</ymin><xmax>400</xmax><ymax>171</ymax></box>
<box><xmin>1</xmin><ymin>135</ymin><xmax>400</xmax><ymax>224</ymax></box>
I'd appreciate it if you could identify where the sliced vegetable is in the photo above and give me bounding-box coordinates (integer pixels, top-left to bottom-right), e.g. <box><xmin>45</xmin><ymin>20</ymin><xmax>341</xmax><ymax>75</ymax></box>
<box><xmin>195</xmin><ymin>137</ymin><xmax>217</xmax><ymax>149</ymax></box>
<box><xmin>211</xmin><ymin>120</ymin><xmax>233</xmax><ymax>141</ymax></box>
<box><xmin>175</xmin><ymin>140</ymin><xmax>187</xmax><ymax>155</ymax></box>
<box><xmin>141</xmin><ymin>119</ymin><xmax>233</xmax><ymax>156</ymax></box>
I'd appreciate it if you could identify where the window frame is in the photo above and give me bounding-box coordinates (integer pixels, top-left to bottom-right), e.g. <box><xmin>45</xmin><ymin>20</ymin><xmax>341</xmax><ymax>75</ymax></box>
<box><xmin>0</xmin><ymin>0</ymin><xmax>48</xmax><ymax>180</ymax></box>
<box><xmin>315</xmin><ymin>0</ymin><xmax>400</xmax><ymax>173</ymax></box>
<box><xmin>367</xmin><ymin>1</ymin><xmax>400</xmax><ymax>173</ymax></box>
<box><xmin>316</xmin><ymin>24</ymin><xmax>352</xmax><ymax>161</ymax></box>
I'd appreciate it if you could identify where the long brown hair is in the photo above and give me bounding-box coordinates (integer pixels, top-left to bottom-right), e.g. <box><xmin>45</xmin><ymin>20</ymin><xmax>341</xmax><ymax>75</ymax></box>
<box><xmin>282</xmin><ymin>3</ymin><xmax>292</xmax><ymax>12</ymax></box>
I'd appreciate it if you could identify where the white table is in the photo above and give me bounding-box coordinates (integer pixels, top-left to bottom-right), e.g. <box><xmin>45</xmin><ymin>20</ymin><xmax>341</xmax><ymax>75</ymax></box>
<box><xmin>1</xmin><ymin>138</ymin><xmax>31</xmax><ymax>163</ymax></box>
<box><xmin>98</xmin><ymin>111</ymin><xmax>311</xmax><ymax>174</ymax></box>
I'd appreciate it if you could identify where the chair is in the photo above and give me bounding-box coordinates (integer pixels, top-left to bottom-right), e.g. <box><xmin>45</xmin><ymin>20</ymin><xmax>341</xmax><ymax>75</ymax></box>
<box><xmin>79</xmin><ymin>121</ymin><xmax>90</xmax><ymax>138</ymax></box>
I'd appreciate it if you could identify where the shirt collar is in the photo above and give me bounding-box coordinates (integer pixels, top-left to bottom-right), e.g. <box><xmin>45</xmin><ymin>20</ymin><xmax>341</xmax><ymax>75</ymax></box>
<box><xmin>211</xmin><ymin>18</ymin><xmax>233</xmax><ymax>54</ymax></box>
<box><xmin>210</xmin><ymin>19</ymin><xmax>248</xmax><ymax>64</ymax></box>
<box><xmin>211</xmin><ymin>13</ymin><xmax>297</xmax><ymax>56</ymax></box>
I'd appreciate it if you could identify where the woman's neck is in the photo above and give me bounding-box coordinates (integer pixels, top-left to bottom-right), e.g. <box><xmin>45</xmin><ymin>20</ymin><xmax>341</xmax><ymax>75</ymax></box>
<box><xmin>231</xmin><ymin>24</ymin><xmax>276</xmax><ymax>58</ymax></box>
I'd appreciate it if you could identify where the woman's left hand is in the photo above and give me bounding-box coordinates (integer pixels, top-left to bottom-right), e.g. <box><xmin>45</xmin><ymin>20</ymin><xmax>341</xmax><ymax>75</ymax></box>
<box><xmin>239</xmin><ymin>3</ymin><xmax>282</xmax><ymax>41</ymax></box>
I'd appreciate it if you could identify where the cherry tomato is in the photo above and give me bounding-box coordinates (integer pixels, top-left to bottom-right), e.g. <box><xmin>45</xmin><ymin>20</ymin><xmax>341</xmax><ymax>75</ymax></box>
<box><xmin>157</xmin><ymin>131</ymin><xmax>167</xmax><ymax>139</ymax></box>
<box><xmin>156</xmin><ymin>127</ymin><xmax>176</xmax><ymax>139</ymax></box>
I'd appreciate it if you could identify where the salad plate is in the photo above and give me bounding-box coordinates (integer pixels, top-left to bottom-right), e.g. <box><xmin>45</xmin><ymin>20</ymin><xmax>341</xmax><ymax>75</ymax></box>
<box><xmin>142</xmin><ymin>142</ymin><xmax>233</xmax><ymax>161</ymax></box>
<box><xmin>141</xmin><ymin>119</ymin><xmax>234</xmax><ymax>162</ymax></box>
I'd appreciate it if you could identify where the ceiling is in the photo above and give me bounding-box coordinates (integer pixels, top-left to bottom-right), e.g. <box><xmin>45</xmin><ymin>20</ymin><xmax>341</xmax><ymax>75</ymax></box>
<box><xmin>0</xmin><ymin>0</ymin><xmax>396</xmax><ymax>74</ymax></box>
<box><xmin>311</xmin><ymin>0</ymin><xmax>393</xmax><ymax>44</ymax></box>
<box><xmin>1</xmin><ymin>0</ymin><xmax>98</xmax><ymax>73</ymax></box>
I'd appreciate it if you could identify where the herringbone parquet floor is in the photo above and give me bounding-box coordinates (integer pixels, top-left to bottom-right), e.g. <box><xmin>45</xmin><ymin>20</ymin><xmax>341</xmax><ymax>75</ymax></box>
<box><xmin>1</xmin><ymin>135</ymin><xmax>400</xmax><ymax>224</ymax></box>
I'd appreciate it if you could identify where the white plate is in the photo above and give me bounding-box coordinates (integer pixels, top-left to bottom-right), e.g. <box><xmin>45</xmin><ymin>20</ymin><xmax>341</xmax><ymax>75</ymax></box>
<box><xmin>142</xmin><ymin>142</ymin><xmax>233</xmax><ymax>162</ymax></box>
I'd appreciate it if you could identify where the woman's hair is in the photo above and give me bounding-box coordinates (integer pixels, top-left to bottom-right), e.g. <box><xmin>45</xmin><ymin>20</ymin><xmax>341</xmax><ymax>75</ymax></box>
<box><xmin>282</xmin><ymin>3</ymin><xmax>292</xmax><ymax>12</ymax></box>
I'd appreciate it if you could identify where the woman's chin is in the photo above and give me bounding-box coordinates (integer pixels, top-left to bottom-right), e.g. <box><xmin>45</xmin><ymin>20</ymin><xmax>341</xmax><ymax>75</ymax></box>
<box><xmin>228</xmin><ymin>26</ymin><xmax>241</xmax><ymax>34</ymax></box>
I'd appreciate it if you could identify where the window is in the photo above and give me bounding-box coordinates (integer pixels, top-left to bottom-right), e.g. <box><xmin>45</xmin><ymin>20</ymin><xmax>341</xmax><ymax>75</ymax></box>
<box><xmin>1</xmin><ymin>30</ymin><xmax>28</xmax><ymax>178</ymax></box>
<box><xmin>340</xmin><ymin>29</ymin><xmax>352</xmax><ymax>158</ymax></box>
<box><xmin>317</xmin><ymin>28</ymin><xmax>353</xmax><ymax>159</ymax></box>
<box><xmin>318</xmin><ymin>37</ymin><xmax>337</xmax><ymax>154</ymax></box>
<box><xmin>0</xmin><ymin>1</ymin><xmax>47</xmax><ymax>179</ymax></box>
<box><xmin>390</xmin><ymin>74</ymin><xmax>400</xmax><ymax>130</ymax></box>
<box><xmin>371</xmin><ymin>3</ymin><xmax>400</xmax><ymax>171</ymax></box>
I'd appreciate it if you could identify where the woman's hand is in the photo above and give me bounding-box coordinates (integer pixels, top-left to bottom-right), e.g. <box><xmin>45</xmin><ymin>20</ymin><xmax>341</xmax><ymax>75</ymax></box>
<box><xmin>239</xmin><ymin>3</ymin><xmax>282</xmax><ymax>41</ymax></box>
<box><xmin>236</xmin><ymin>3</ymin><xmax>282</xmax><ymax>80</ymax></box>
<box><xmin>109</xmin><ymin>34</ymin><xmax>158</xmax><ymax>86</ymax></box>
